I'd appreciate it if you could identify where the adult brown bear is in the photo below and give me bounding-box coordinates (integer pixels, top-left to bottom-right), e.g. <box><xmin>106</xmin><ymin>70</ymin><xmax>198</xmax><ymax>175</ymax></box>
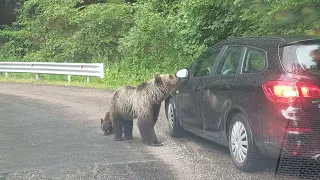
<box><xmin>101</xmin><ymin>72</ymin><xmax>178</xmax><ymax>146</ymax></box>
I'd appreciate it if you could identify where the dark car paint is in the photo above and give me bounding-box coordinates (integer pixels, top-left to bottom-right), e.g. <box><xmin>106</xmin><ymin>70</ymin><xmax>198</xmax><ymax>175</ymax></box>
<box><xmin>166</xmin><ymin>36</ymin><xmax>320</xmax><ymax>160</ymax></box>
<box><xmin>176</xmin><ymin>75</ymin><xmax>202</xmax><ymax>128</ymax></box>
<box><xmin>197</xmin><ymin>46</ymin><xmax>245</xmax><ymax>138</ymax></box>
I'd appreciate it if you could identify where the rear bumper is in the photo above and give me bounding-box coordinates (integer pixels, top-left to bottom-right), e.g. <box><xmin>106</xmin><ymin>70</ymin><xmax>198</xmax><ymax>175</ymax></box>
<box><xmin>264</xmin><ymin>103</ymin><xmax>320</xmax><ymax>161</ymax></box>
<box><xmin>273</xmin><ymin>134</ymin><xmax>320</xmax><ymax>178</ymax></box>
<box><xmin>266</xmin><ymin>132</ymin><xmax>320</xmax><ymax>163</ymax></box>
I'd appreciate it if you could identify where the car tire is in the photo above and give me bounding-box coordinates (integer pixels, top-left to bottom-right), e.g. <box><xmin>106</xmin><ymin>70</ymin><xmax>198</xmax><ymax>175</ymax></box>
<box><xmin>166</xmin><ymin>98</ymin><xmax>183</xmax><ymax>138</ymax></box>
<box><xmin>228</xmin><ymin>113</ymin><xmax>260</xmax><ymax>172</ymax></box>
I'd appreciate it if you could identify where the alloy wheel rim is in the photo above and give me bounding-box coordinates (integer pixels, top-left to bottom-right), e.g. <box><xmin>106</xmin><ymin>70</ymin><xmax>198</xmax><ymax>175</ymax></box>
<box><xmin>230</xmin><ymin>121</ymin><xmax>248</xmax><ymax>164</ymax></box>
<box><xmin>168</xmin><ymin>103</ymin><xmax>174</xmax><ymax>129</ymax></box>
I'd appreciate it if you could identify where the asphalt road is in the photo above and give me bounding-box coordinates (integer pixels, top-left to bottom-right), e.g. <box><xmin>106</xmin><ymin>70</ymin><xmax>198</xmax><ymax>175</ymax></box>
<box><xmin>0</xmin><ymin>82</ymin><xmax>285</xmax><ymax>180</ymax></box>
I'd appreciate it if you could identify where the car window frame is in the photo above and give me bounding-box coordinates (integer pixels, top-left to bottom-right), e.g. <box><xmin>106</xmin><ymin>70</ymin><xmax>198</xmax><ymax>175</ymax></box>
<box><xmin>212</xmin><ymin>45</ymin><xmax>246</xmax><ymax>76</ymax></box>
<box><xmin>240</xmin><ymin>46</ymin><xmax>268</xmax><ymax>74</ymax></box>
<box><xmin>188</xmin><ymin>46</ymin><xmax>224</xmax><ymax>78</ymax></box>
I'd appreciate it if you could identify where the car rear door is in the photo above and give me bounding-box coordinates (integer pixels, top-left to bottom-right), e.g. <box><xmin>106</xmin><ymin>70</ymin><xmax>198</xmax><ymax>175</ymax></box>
<box><xmin>199</xmin><ymin>45</ymin><xmax>245</xmax><ymax>139</ymax></box>
<box><xmin>232</xmin><ymin>46</ymin><xmax>269</xmax><ymax>148</ymax></box>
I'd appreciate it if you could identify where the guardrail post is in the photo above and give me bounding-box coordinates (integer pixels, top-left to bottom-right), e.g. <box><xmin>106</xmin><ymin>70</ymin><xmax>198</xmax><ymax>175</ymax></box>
<box><xmin>87</xmin><ymin>77</ymin><xmax>90</xmax><ymax>83</ymax></box>
<box><xmin>68</xmin><ymin>75</ymin><xmax>71</xmax><ymax>82</ymax></box>
<box><xmin>5</xmin><ymin>72</ymin><xmax>8</xmax><ymax>78</ymax></box>
<box><xmin>36</xmin><ymin>74</ymin><xmax>40</xmax><ymax>81</ymax></box>
<box><xmin>100</xmin><ymin>63</ymin><xmax>104</xmax><ymax>78</ymax></box>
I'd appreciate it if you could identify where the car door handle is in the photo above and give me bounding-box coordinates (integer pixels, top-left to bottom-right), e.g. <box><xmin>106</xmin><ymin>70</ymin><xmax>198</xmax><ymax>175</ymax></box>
<box><xmin>193</xmin><ymin>86</ymin><xmax>201</xmax><ymax>91</ymax></box>
<box><xmin>220</xmin><ymin>84</ymin><xmax>231</xmax><ymax>90</ymax></box>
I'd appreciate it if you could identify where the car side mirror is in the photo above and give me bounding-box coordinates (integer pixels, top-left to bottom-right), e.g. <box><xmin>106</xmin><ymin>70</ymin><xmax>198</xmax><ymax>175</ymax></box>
<box><xmin>176</xmin><ymin>68</ymin><xmax>189</xmax><ymax>79</ymax></box>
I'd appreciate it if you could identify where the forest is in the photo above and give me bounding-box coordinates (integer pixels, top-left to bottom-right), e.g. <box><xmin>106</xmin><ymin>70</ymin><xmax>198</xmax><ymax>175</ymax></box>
<box><xmin>0</xmin><ymin>0</ymin><xmax>320</xmax><ymax>86</ymax></box>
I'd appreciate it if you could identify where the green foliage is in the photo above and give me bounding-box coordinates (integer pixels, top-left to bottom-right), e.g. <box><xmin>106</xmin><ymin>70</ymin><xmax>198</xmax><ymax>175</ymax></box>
<box><xmin>2</xmin><ymin>0</ymin><xmax>135</xmax><ymax>63</ymax></box>
<box><xmin>115</xmin><ymin>1</ymin><xmax>205</xmax><ymax>84</ymax></box>
<box><xmin>0</xmin><ymin>26</ymin><xmax>26</xmax><ymax>60</ymax></box>
<box><xmin>0</xmin><ymin>0</ymin><xmax>320</xmax><ymax>87</ymax></box>
<box><xmin>171</xmin><ymin>0</ymin><xmax>241</xmax><ymax>46</ymax></box>
<box><xmin>238</xmin><ymin>0</ymin><xmax>320</xmax><ymax>36</ymax></box>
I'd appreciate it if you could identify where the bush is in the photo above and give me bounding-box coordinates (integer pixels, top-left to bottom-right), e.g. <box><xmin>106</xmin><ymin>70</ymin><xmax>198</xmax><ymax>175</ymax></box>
<box><xmin>1</xmin><ymin>0</ymin><xmax>320</xmax><ymax>87</ymax></box>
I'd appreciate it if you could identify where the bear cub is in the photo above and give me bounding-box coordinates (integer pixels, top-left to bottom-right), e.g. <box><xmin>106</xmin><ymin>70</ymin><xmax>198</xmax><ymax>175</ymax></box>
<box><xmin>101</xmin><ymin>111</ymin><xmax>133</xmax><ymax>140</ymax></box>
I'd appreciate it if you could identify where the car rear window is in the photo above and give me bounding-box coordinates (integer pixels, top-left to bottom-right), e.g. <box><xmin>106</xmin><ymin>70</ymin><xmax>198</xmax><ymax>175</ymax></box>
<box><xmin>281</xmin><ymin>42</ymin><xmax>320</xmax><ymax>74</ymax></box>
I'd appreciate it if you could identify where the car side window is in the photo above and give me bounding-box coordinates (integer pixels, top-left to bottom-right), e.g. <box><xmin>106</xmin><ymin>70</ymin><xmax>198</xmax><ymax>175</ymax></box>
<box><xmin>215</xmin><ymin>46</ymin><xmax>243</xmax><ymax>75</ymax></box>
<box><xmin>192</xmin><ymin>47</ymin><xmax>222</xmax><ymax>77</ymax></box>
<box><xmin>243</xmin><ymin>48</ymin><xmax>267</xmax><ymax>73</ymax></box>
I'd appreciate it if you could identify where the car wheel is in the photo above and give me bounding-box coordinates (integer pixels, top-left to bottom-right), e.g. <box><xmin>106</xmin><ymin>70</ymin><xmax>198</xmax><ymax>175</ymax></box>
<box><xmin>228</xmin><ymin>113</ymin><xmax>260</xmax><ymax>172</ymax></box>
<box><xmin>167</xmin><ymin>98</ymin><xmax>183</xmax><ymax>138</ymax></box>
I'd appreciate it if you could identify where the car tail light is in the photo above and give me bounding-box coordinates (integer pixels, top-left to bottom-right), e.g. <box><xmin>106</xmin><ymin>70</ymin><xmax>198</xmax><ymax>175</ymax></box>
<box><xmin>263</xmin><ymin>81</ymin><xmax>299</xmax><ymax>103</ymax></box>
<box><xmin>300</xmin><ymin>84</ymin><xmax>320</xmax><ymax>97</ymax></box>
<box><xmin>262</xmin><ymin>81</ymin><xmax>320</xmax><ymax>103</ymax></box>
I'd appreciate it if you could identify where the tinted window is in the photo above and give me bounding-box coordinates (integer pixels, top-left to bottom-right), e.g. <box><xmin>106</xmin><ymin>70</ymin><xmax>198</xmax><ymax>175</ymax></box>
<box><xmin>281</xmin><ymin>42</ymin><xmax>320</xmax><ymax>73</ymax></box>
<box><xmin>243</xmin><ymin>48</ymin><xmax>267</xmax><ymax>73</ymax></box>
<box><xmin>215</xmin><ymin>46</ymin><xmax>243</xmax><ymax>75</ymax></box>
<box><xmin>192</xmin><ymin>47</ymin><xmax>222</xmax><ymax>77</ymax></box>
<box><xmin>296</xmin><ymin>44</ymin><xmax>320</xmax><ymax>71</ymax></box>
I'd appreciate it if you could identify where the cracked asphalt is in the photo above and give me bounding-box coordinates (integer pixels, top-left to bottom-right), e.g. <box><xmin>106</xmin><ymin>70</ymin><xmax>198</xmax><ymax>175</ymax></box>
<box><xmin>0</xmin><ymin>82</ymin><xmax>286</xmax><ymax>180</ymax></box>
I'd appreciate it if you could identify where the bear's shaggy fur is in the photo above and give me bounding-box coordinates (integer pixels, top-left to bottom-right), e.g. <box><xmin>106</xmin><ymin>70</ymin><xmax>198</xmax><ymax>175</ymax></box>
<box><xmin>101</xmin><ymin>72</ymin><xmax>178</xmax><ymax>146</ymax></box>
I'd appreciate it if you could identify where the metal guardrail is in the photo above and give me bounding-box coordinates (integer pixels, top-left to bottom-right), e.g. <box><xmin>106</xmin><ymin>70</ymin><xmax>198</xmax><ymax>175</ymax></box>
<box><xmin>0</xmin><ymin>62</ymin><xmax>104</xmax><ymax>82</ymax></box>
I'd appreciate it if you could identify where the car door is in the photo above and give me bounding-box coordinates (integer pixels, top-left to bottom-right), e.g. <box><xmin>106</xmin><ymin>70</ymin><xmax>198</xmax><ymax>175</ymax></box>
<box><xmin>177</xmin><ymin>47</ymin><xmax>223</xmax><ymax>130</ymax></box>
<box><xmin>176</xmin><ymin>63</ymin><xmax>201</xmax><ymax>129</ymax></box>
<box><xmin>233</xmin><ymin>46</ymin><xmax>269</xmax><ymax>151</ymax></box>
<box><xmin>199</xmin><ymin>45</ymin><xmax>245</xmax><ymax>139</ymax></box>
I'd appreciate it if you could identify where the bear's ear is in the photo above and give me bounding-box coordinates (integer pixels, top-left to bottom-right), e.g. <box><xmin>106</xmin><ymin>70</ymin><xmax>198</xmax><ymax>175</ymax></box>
<box><xmin>105</xmin><ymin>112</ymin><xmax>110</xmax><ymax>120</ymax></box>
<box><xmin>154</xmin><ymin>72</ymin><xmax>162</xmax><ymax>84</ymax></box>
